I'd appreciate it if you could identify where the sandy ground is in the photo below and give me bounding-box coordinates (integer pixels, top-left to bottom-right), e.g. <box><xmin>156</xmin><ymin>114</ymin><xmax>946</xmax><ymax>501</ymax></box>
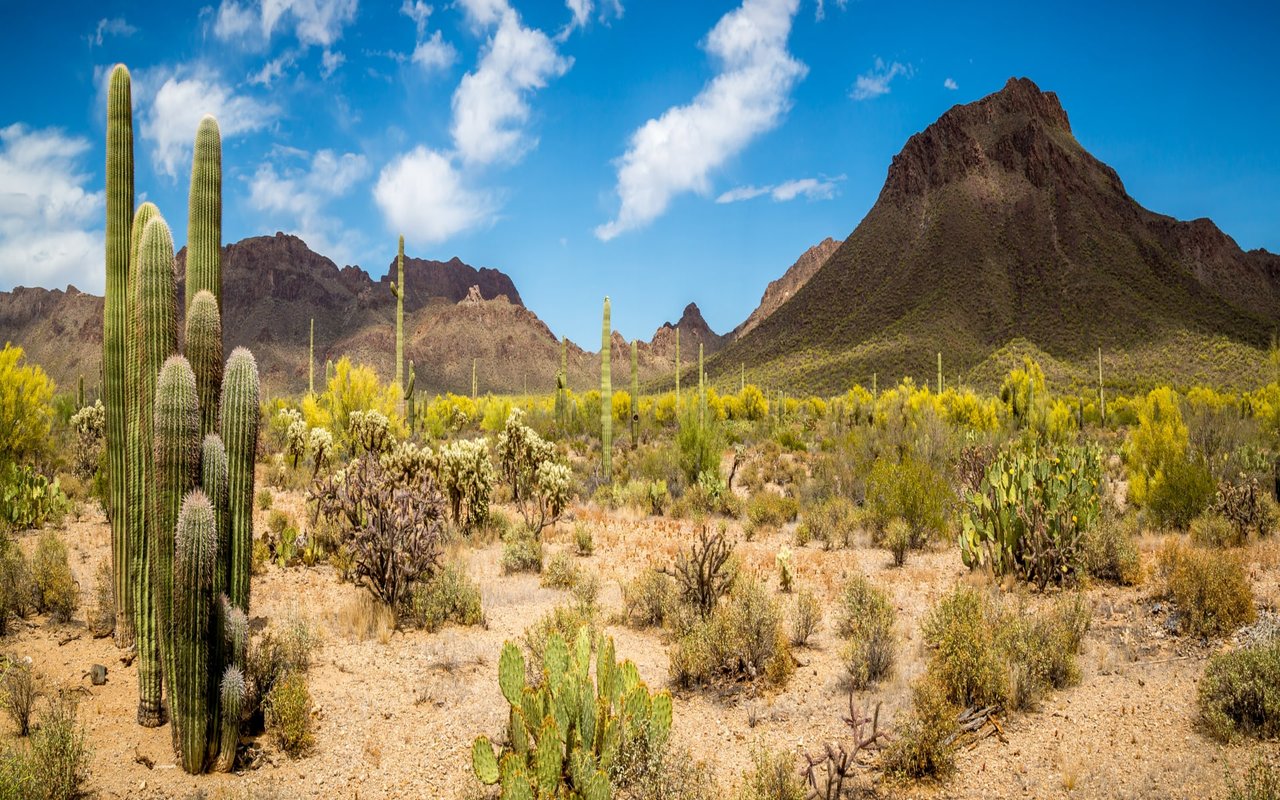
<box><xmin>8</xmin><ymin>496</ymin><xmax>1280</xmax><ymax>800</ymax></box>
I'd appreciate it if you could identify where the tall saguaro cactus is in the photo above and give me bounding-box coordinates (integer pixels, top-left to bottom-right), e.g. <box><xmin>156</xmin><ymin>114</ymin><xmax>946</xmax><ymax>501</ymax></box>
<box><xmin>173</xmin><ymin>490</ymin><xmax>217</xmax><ymax>775</ymax></box>
<box><xmin>221</xmin><ymin>348</ymin><xmax>259</xmax><ymax>612</ymax></box>
<box><xmin>186</xmin><ymin>290</ymin><xmax>223</xmax><ymax>438</ymax></box>
<box><xmin>105</xmin><ymin>63</ymin><xmax>135</xmax><ymax>647</ymax></box>
<box><xmin>186</xmin><ymin>116</ymin><xmax>222</xmax><ymax>312</ymax></box>
<box><xmin>390</xmin><ymin>235</ymin><xmax>405</xmax><ymax>396</ymax></box>
<box><xmin>601</xmin><ymin>296</ymin><xmax>612</xmax><ymax>480</ymax></box>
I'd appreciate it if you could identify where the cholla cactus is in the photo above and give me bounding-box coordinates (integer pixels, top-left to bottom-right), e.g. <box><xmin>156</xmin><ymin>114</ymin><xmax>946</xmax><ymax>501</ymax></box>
<box><xmin>285</xmin><ymin>418</ymin><xmax>308</xmax><ymax>469</ymax></box>
<box><xmin>380</xmin><ymin>440</ymin><xmax>437</xmax><ymax>486</ymax></box>
<box><xmin>349</xmin><ymin>409</ymin><xmax>392</xmax><ymax>456</ymax></box>
<box><xmin>472</xmin><ymin>628</ymin><xmax>672</xmax><ymax>799</ymax></box>
<box><xmin>70</xmin><ymin>400</ymin><xmax>106</xmax><ymax>478</ymax></box>
<box><xmin>497</xmin><ymin>409</ymin><xmax>568</xmax><ymax>534</ymax></box>
<box><xmin>308</xmin><ymin>427</ymin><xmax>334</xmax><ymax>477</ymax></box>
<box><xmin>438</xmin><ymin>438</ymin><xmax>493</xmax><ymax>533</ymax></box>
<box><xmin>776</xmin><ymin>545</ymin><xmax>794</xmax><ymax>593</ymax></box>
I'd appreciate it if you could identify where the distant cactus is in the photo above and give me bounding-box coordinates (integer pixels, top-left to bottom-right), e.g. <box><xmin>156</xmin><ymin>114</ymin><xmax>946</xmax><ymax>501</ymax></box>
<box><xmin>937</xmin><ymin>352</ymin><xmax>943</xmax><ymax>394</ymax></box>
<box><xmin>220</xmin><ymin>348</ymin><xmax>259</xmax><ymax>612</ymax></box>
<box><xmin>185</xmin><ymin>290</ymin><xmax>222</xmax><ymax>438</ymax></box>
<box><xmin>555</xmin><ymin>337</ymin><xmax>568</xmax><ymax>429</ymax></box>
<box><xmin>601</xmin><ymin>297</ymin><xmax>612</xmax><ymax>480</ymax></box>
<box><xmin>105</xmin><ymin>63</ymin><xmax>135</xmax><ymax>649</ymax></box>
<box><xmin>631</xmin><ymin>340</ymin><xmax>639</xmax><ymax>448</ymax></box>
<box><xmin>185</xmin><ymin>116</ymin><xmax>222</xmax><ymax>313</ymax></box>
<box><xmin>406</xmin><ymin>360</ymin><xmax>416</xmax><ymax>437</ymax></box>
<box><xmin>308</xmin><ymin>318</ymin><xmax>314</xmax><ymax>396</ymax></box>
<box><xmin>390</xmin><ymin>235</ymin><xmax>405</xmax><ymax>396</ymax></box>
<box><xmin>698</xmin><ymin>343</ymin><xmax>705</xmax><ymax>426</ymax></box>
<box><xmin>674</xmin><ymin>327</ymin><xmax>680</xmax><ymax>409</ymax></box>
<box><xmin>173</xmin><ymin>490</ymin><xmax>217</xmax><ymax>774</ymax></box>
<box><xmin>472</xmin><ymin>357</ymin><xmax>478</xmax><ymax>400</ymax></box>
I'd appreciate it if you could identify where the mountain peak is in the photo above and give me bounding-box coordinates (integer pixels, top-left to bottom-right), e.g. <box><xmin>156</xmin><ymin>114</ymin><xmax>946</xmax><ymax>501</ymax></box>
<box><xmin>678</xmin><ymin>302</ymin><xmax>708</xmax><ymax>329</ymax></box>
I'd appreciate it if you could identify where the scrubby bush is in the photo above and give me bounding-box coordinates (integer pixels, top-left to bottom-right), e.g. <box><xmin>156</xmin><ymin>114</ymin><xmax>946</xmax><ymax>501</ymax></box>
<box><xmin>885</xmin><ymin>519</ymin><xmax>912</xmax><ymax>567</ymax></box>
<box><xmin>1080</xmin><ymin>513</ymin><xmax>1142</xmax><ymax>585</ymax></box>
<box><xmin>501</xmin><ymin>527</ymin><xmax>544</xmax><ymax>574</ymax></box>
<box><xmin>256</xmin><ymin>487</ymin><xmax>273</xmax><ymax>510</ymax></box>
<box><xmin>745</xmin><ymin>491</ymin><xmax>798</xmax><ymax>532</ymax></box>
<box><xmin>264</xmin><ymin>672</ymin><xmax>314</xmax><ymax>757</ymax></box>
<box><xmin>790</xmin><ymin>588</ymin><xmax>821</xmax><ymax>647</ymax></box>
<box><xmin>0</xmin><ymin>541</ymin><xmax>34</xmax><ymax>633</ymax></box>
<box><xmin>1190</xmin><ymin>511</ymin><xmax>1243</xmax><ymax>548</ymax></box>
<box><xmin>676</xmin><ymin>415</ymin><xmax>722</xmax><ymax>487</ymax></box>
<box><xmin>1158</xmin><ymin>540</ymin><xmax>1255</xmax><ymax>638</ymax></box>
<box><xmin>835</xmin><ymin>576</ymin><xmax>895</xmax><ymax>689</ymax></box>
<box><xmin>574</xmin><ymin>522</ymin><xmax>594</xmax><ymax>556</ymax></box>
<box><xmin>522</xmin><ymin>600</ymin><xmax>598</xmax><ymax>681</ymax></box>
<box><xmin>1147</xmin><ymin>455</ymin><xmax>1216</xmax><ymax>530</ymax></box>
<box><xmin>541</xmin><ymin>551</ymin><xmax>580</xmax><ymax>590</ymax></box>
<box><xmin>409</xmin><ymin>562</ymin><xmax>483</xmax><ymax>632</ymax></box>
<box><xmin>922</xmin><ymin>587</ymin><xmax>1007</xmax><ymax>708</ymax></box>
<box><xmin>31</xmin><ymin>532</ymin><xmax>77</xmax><ymax>623</ymax></box>
<box><xmin>996</xmin><ymin>594</ymin><xmax>1090</xmax><ymax>711</ymax></box>
<box><xmin>1226</xmin><ymin>756</ymin><xmax>1280</xmax><ymax>800</ymax></box>
<box><xmin>865</xmin><ymin>455</ymin><xmax>951</xmax><ymax>547</ymax></box>
<box><xmin>881</xmin><ymin>675</ymin><xmax>958</xmax><ymax>780</ymax></box>
<box><xmin>1198</xmin><ymin>639</ymin><xmax>1280</xmax><ymax>742</ymax></box>
<box><xmin>26</xmin><ymin>691</ymin><xmax>90</xmax><ymax>800</ymax></box>
<box><xmin>795</xmin><ymin>495</ymin><xmax>858</xmax><ymax>550</ymax></box>
<box><xmin>669</xmin><ymin>575</ymin><xmax>792</xmax><ymax>689</ymax></box>
<box><xmin>737</xmin><ymin>746</ymin><xmax>805</xmax><ymax>800</ymax></box>
<box><xmin>622</xmin><ymin>568</ymin><xmax>677</xmax><ymax>629</ymax></box>
<box><xmin>1</xmin><ymin>656</ymin><xmax>34</xmax><ymax>736</ymax></box>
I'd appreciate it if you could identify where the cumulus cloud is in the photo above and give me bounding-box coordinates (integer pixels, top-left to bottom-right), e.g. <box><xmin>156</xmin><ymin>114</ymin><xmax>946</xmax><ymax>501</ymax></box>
<box><xmin>321</xmin><ymin>49</ymin><xmax>345</xmax><ymax>78</ymax></box>
<box><xmin>87</xmin><ymin>17</ymin><xmax>137</xmax><ymax>47</ymax></box>
<box><xmin>412</xmin><ymin>31</ymin><xmax>457</xmax><ymax>71</ymax></box>
<box><xmin>213</xmin><ymin>0</ymin><xmax>358</xmax><ymax>48</ymax></box>
<box><xmin>373</xmin><ymin>147</ymin><xmax>494</xmax><ymax>244</ymax></box>
<box><xmin>249</xmin><ymin>148</ymin><xmax>369</xmax><ymax>264</ymax></box>
<box><xmin>248</xmin><ymin>53</ymin><xmax>294</xmax><ymax>86</ymax></box>
<box><xmin>400</xmin><ymin>0</ymin><xmax>433</xmax><ymax>36</ymax></box>
<box><xmin>851</xmin><ymin>57</ymin><xmax>912</xmax><ymax>101</ymax></box>
<box><xmin>141</xmin><ymin>70</ymin><xmax>276</xmax><ymax>178</ymax></box>
<box><xmin>595</xmin><ymin>0</ymin><xmax>806</xmax><ymax>241</ymax></box>
<box><xmin>451</xmin><ymin>4</ymin><xmax>572</xmax><ymax>165</ymax></box>
<box><xmin>715</xmin><ymin>174</ymin><xmax>842</xmax><ymax>204</ymax></box>
<box><xmin>0</xmin><ymin>125</ymin><xmax>105</xmax><ymax>293</ymax></box>
<box><xmin>944</xmin><ymin>77</ymin><xmax>958</xmax><ymax>90</ymax></box>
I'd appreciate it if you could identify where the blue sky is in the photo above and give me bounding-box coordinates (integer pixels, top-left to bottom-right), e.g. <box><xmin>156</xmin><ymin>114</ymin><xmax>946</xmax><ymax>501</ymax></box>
<box><xmin>1</xmin><ymin>0</ymin><xmax>1277</xmax><ymax>347</ymax></box>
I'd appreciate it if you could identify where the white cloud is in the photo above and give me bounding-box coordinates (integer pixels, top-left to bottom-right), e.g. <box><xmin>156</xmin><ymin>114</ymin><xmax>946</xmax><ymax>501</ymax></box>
<box><xmin>88</xmin><ymin>17</ymin><xmax>137</xmax><ymax>47</ymax></box>
<box><xmin>373</xmin><ymin>147</ymin><xmax>494</xmax><ymax>244</ymax></box>
<box><xmin>213</xmin><ymin>0</ymin><xmax>358</xmax><ymax>48</ymax></box>
<box><xmin>451</xmin><ymin>4</ymin><xmax>572</xmax><ymax>165</ymax></box>
<box><xmin>141</xmin><ymin>71</ymin><xmax>277</xmax><ymax>178</ymax></box>
<box><xmin>249</xmin><ymin>148</ymin><xmax>369</xmax><ymax>265</ymax></box>
<box><xmin>715</xmin><ymin>174</ymin><xmax>841</xmax><ymax>204</ymax></box>
<box><xmin>813</xmin><ymin>0</ymin><xmax>845</xmax><ymax>21</ymax></box>
<box><xmin>0</xmin><ymin>125</ymin><xmax>105</xmax><ymax>293</ymax></box>
<box><xmin>851</xmin><ymin>57</ymin><xmax>912</xmax><ymax>101</ymax></box>
<box><xmin>595</xmin><ymin>0</ymin><xmax>806</xmax><ymax>241</ymax></box>
<box><xmin>412</xmin><ymin>31</ymin><xmax>457</xmax><ymax>71</ymax></box>
<box><xmin>400</xmin><ymin>0</ymin><xmax>433</xmax><ymax>37</ymax></box>
<box><xmin>944</xmin><ymin>77</ymin><xmax>958</xmax><ymax>90</ymax></box>
<box><xmin>248</xmin><ymin>53</ymin><xmax>294</xmax><ymax>86</ymax></box>
<box><xmin>321</xmin><ymin>49</ymin><xmax>345</xmax><ymax>78</ymax></box>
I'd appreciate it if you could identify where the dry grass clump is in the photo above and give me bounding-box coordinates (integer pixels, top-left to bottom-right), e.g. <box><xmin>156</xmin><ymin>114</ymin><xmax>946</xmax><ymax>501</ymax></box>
<box><xmin>333</xmin><ymin>592</ymin><xmax>395</xmax><ymax>643</ymax></box>
<box><xmin>31</xmin><ymin>532</ymin><xmax>78</xmax><ymax>623</ymax></box>
<box><xmin>835</xmin><ymin>575</ymin><xmax>895</xmax><ymax>689</ymax></box>
<box><xmin>409</xmin><ymin>562</ymin><xmax>484</xmax><ymax>632</ymax></box>
<box><xmin>669</xmin><ymin>575</ymin><xmax>793</xmax><ymax>689</ymax></box>
<box><xmin>1079</xmin><ymin>513</ymin><xmax>1142</xmax><ymax>585</ymax></box>
<box><xmin>1158</xmin><ymin>539</ymin><xmax>1255</xmax><ymax>638</ymax></box>
<box><xmin>501</xmin><ymin>527</ymin><xmax>543</xmax><ymax>574</ymax></box>
<box><xmin>795</xmin><ymin>496</ymin><xmax>859</xmax><ymax>550</ymax></box>
<box><xmin>736</xmin><ymin>746</ymin><xmax>805</xmax><ymax>800</ymax></box>
<box><xmin>264</xmin><ymin>672</ymin><xmax>314</xmax><ymax>758</ymax></box>
<box><xmin>789</xmin><ymin>588</ymin><xmax>821</xmax><ymax>647</ymax></box>
<box><xmin>621</xmin><ymin>568</ymin><xmax>677</xmax><ymax>629</ymax></box>
<box><xmin>1</xmin><ymin>656</ymin><xmax>35</xmax><ymax>737</ymax></box>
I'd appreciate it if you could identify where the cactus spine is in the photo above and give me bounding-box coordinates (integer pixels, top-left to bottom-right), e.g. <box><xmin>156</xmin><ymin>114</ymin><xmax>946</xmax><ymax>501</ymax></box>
<box><xmin>173</xmin><ymin>490</ymin><xmax>217</xmax><ymax>774</ymax></box>
<box><xmin>185</xmin><ymin>116</ymin><xmax>222</xmax><ymax>313</ymax></box>
<box><xmin>630</xmin><ymin>339</ymin><xmax>639</xmax><ymax>449</ymax></box>
<box><xmin>601</xmin><ymin>297</ymin><xmax>612</xmax><ymax>480</ymax></box>
<box><xmin>105</xmin><ymin>64</ymin><xmax>135</xmax><ymax>648</ymax></box>
<box><xmin>308</xmin><ymin>318</ymin><xmax>314</xmax><ymax>396</ymax></box>
<box><xmin>391</xmin><ymin>235</ymin><xmax>405</xmax><ymax>397</ymax></box>
<box><xmin>221</xmin><ymin>348</ymin><xmax>259</xmax><ymax>612</ymax></box>
<box><xmin>186</xmin><ymin>290</ymin><xmax>223</xmax><ymax>438</ymax></box>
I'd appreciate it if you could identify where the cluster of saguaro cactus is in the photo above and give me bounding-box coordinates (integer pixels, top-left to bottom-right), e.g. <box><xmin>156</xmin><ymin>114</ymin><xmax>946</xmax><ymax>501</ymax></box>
<box><xmin>105</xmin><ymin>63</ymin><xmax>260</xmax><ymax>774</ymax></box>
<box><xmin>472</xmin><ymin>629</ymin><xmax>672</xmax><ymax>799</ymax></box>
<box><xmin>390</xmin><ymin>235</ymin><xmax>405</xmax><ymax>397</ymax></box>
<box><xmin>600</xmin><ymin>297</ymin><xmax>612</xmax><ymax>479</ymax></box>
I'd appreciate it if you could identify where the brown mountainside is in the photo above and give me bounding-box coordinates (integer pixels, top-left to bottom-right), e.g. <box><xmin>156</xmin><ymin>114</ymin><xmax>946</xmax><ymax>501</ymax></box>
<box><xmin>732</xmin><ymin>237</ymin><xmax>841</xmax><ymax>340</ymax></box>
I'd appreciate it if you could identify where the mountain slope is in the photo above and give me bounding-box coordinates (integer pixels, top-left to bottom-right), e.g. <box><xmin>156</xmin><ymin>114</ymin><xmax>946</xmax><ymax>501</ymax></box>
<box><xmin>732</xmin><ymin>237</ymin><xmax>841</xmax><ymax>340</ymax></box>
<box><xmin>714</xmin><ymin>77</ymin><xmax>1280</xmax><ymax>394</ymax></box>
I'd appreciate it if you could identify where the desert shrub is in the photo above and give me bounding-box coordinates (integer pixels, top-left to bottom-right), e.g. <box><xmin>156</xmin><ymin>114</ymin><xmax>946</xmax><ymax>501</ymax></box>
<box><xmin>541</xmin><ymin>552</ymin><xmax>580</xmax><ymax>590</ymax></box>
<box><xmin>1</xmin><ymin>656</ymin><xmax>35</xmax><ymax>736</ymax></box>
<box><xmin>611</xmin><ymin>742</ymin><xmax>718</xmax><ymax>800</ymax></box>
<box><xmin>835</xmin><ymin>575</ymin><xmax>895</xmax><ymax>689</ymax></box>
<box><xmin>31</xmin><ymin>532</ymin><xmax>77</xmax><ymax>623</ymax></box>
<box><xmin>1215</xmin><ymin>476</ymin><xmax>1275</xmax><ymax>541</ymax></box>
<box><xmin>245</xmin><ymin>616</ymin><xmax>316</xmax><ymax>719</ymax></box>
<box><xmin>885</xmin><ymin>518</ymin><xmax>912</xmax><ymax>567</ymax></box>
<box><xmin>622</xmin><ymin>568</ymin><xmax>677</xmax><ymax>629</ymax></box>
<box><xmin>0</xmin><ymin>465</ymin><xmax>68</xmax><ymax>533</ymax></box>
<box><xmin>745</xmin><ymin>492</ymin><xmax>798</xmax><ymax>531</ymax></box>
<box><xmin>0</xmin><ymin>542</ymin><xmax>34</xmax><ymax>633</ymax></box>
<box><xmin>1158</xmin><ymin>540</ymin><xmax>1255</xmax><ymax>638</ymax></box>
<box><xmin>676</xmin><ymin>415</ymin><xmax>722</xmax><ymax>486</ymax></box>
<box><xmin>0</xmin><ymin>345</ymin><xmax>54</xmax><ymax>467</ymax></box>
<box><xmin>256</xmin><ymin>488</ymin><xmax>273</xmax><ymax>510</ymax></box>
<box><xmin>865</xmin><ymin>454</ymin><xmax>951</xmax><ymax>547</ymax></box>
<box><xmin>997</xmin><ymin>594</ymin><xmax>1090</xmax><ymax>711</ymax></box>
<box><xmin>669</xmin><ymin>575</ymin><xmax>792</xmax><ymax>689</ymax></box>
<box><xmin>574</xmin><ymin>522</ymin><xmax>594</xmax><ymax>555</ymax></box>
<box><xmin>795</xmin><ymin>495</ymin><xmax>858</xmax><ymax>550</ymax></box>
<box><xmin>1198</xmin><ymin>639</ymin><xmax>1280</xmax><ymax>742</ymax></box>
<box><xmin>960</xmin><ymin>442</ymin><xmax>1102</xmax><ymax>588</ymax></box>
<box><xmin>409</xmin><ymin>562</ymin><xmax>483</xmax><ymax>632</ymax></box>
<box><xmin>1147</xmin><ymin>455</ymin><xmax>1216</xmax><ymax>530</ymax></box>
<box><xmin>310</xmin><ymin>455</ymin><xmax>445</xmax><ymax>611</ymax></box>
<box><xmin>1190</xmin><ymin>511</ymin><xmax>1243</xmax><ymax>548</ymax></box>
<box><xmin>501</xmin><ymin>527</ymin><xmax>544</xmax><ymax>574</ymax></box>
<box><xmin>266</xmin><ymin>509</ymin><xmax>289</xmax><ymax>536</ymax></box>
<box><xmin>1125</xmin><ymin>386</ymin><xmax>1189</xmax><ymax>508</ymax></box>
<box><xmin>21</xmin><ymin>691</ymin><xmax>89</xmax><ymax>800</ymax></box>
<box><xmin>790</xmin><ymin>588</ymin><xmax>821</xmax><ymax>647</ymax></box>
<box><xmin>1079</xmin><ymin>513</ymin><xmax>1142</xmax><ymax>585</ymax></box>
<box><xmin>881</xmin><ymin>675</ymin><xmax>958</xmax><ymax>780</ymax></box>
<box><xmin>737</xmin><ymin>746</ymin><xmax>805</xmax><ymax>800</ymax></box>
<box><xmin>87</xmin><ymin>559</ymin><xmax>114</xmax><ymax>638</ymax></box>
<box><xmin>921</xmin><ymin>586</ymin><xmax>1006</xmax><ymax>708</ymax></box>
<box><xmin>0</xmin><ymin>747</ymin><xmax>35</xmax><ymax>799</ymax></box>
<box><xmin>664</xmin><ymin>526</ymin><xmax>736</xmax><ymax>618</ymax></box>
<box><xmin>1226</xmin><ymin>756</ymin><xmax>1280</xmax><ymax>800</ymax></box>
<box><xmin>437</xmin><ymin>437</ymin><xmax>494</xmax><ymax>533</ymax></box>
<box><xmin>264</xmin><ymin>671</ymin><xmax>314</xmax><ymax>757</ymax></box>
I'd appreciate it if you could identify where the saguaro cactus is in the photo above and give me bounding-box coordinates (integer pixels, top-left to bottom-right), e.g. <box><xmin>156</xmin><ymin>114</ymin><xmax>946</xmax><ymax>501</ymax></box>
<box><xmin>105</xmin><ymin>63</ymin><xmax>135</xmax><ymax>647</ymax></box>
<box><xmin>698</xmin><ymin>343</ymin><xmax>705</xmax><ymax>426</ymax></box>
<box><xmin>133</xmin><ymin>212</ymin><xmax>176</xmax><ymax>727</ymax></box>
<box><xmin>391</xmin><ymin>235</ymin><xmax>405</xmax><ymax>395</ymax></box>
<box><xmin>406</xmin><ymin>360</ymin><xmax>417</xmax><ymax>436</ymax></box>
<box><xmin>200</xmin><ymin>434</ymin><xmax>229</xmax><ymax>602</ymax></box>
<box><xmin>631</xmin><ymin>339</ymin><xmax>639</xmax><ymax>449</ymax></box>
<box><xmin>601</xmin><ymin>297</ymin><xmax>612</xmax><ymax>480</ymax></box>
<box><xmin>221</xmin><ymin>348</ymin><xmax>259</xmax><ymax>612</ymax></box>
<box><xmin>185</xmin><ymin>290</ymin><xmax>223</xmax><ymax>438</ymax></box>
<box><xmin>186</xmin><ymin>115</ymin><xmax>222</xmax><ymax>312</ymax></box>
<box><xmin>173</xmin><ymin>490</ymin><xmax>217</xmax><ymax>774</ymax></box>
